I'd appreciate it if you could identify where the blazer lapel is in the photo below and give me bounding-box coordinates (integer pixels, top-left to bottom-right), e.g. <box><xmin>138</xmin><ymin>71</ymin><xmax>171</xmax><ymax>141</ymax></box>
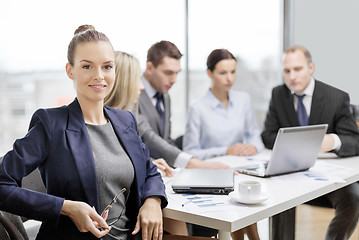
<box><xmin>104</xmin><ymin>108</ymin><xmax>143</xmax><ymax>184</ymax></box>
<box><xmin>282</xmin><ymin>86</ymin><xmax>300</xmax><ymax>126</ymax></box>
<box><xmin>65</xmin><ymin>99</ymin><xmax>100</xmax><ymax>210</ymax></box>
<box><xmin>309</xmin><ymin>80</ymin><xmax>325</xmax><ymax>124</ymax></box>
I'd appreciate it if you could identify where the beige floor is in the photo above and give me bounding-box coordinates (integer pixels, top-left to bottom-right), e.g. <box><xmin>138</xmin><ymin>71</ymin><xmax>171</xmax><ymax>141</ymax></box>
<box><xmin>295</xmin><ymin>204</ymin><xmax>359</xmax><ymax>240</ymax></box>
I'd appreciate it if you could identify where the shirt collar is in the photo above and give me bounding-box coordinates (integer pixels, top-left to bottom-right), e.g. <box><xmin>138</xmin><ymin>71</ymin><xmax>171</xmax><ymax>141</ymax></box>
<box><xmin>207</xmin><ymin>89</ymin><xmax>233</xmax><ymax>109</ymax></box>
<box><xmin>291</xmin><ymin>77</ymin><xmax>315</xmax><ymax>97</ymax></box>
<box><xmin>142</xmin><ymin>75</ymin><xmax>158</xmax><ymax>98</ymax></box>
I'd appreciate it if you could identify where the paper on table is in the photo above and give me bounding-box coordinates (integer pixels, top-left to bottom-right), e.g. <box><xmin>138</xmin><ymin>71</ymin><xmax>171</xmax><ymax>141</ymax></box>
<box><xmin>271</xmin><ymin>160</ymin><xmax>352</xmax><ymax>183</ymax></box>
<box><xmin>272</xmin><ymin>170</ymin><xmax>345</xmax><ymax>183</ymax></box>
<box><xmin>312</xmin><ymin>160</ymin><xmax>358</xmax><ymax>175</ymax></box>
<box><xmin>207</xmin><ymin>149</ymin><xmax>272</xmax><ymax>168</ymax></box>
<box><xmin>168</xmin><ymin>193</ymin><xmax>248</xmax><ymax>213</ymax></box>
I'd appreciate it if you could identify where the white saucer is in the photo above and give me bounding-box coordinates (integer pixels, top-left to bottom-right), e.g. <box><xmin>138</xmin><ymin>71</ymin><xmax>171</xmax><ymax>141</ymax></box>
<box><xmin>228</xmin><ymin>191</ymin><xmax>270</xmax><ymax>204</ymax></box>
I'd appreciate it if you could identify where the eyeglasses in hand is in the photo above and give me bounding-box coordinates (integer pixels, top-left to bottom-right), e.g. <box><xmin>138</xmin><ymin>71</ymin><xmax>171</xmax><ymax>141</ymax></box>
<box><xmin>101</xmin><ymin>187</ymin><xmax>130</xmax><ymax>227</ymax></box>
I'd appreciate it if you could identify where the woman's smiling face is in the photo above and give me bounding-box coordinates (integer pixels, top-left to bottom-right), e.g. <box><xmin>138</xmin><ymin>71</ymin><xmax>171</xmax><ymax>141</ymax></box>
<box><xmin>66</xmin><ymin>41</ymin><xmax>115</xmax><ymax>104</ymax></box>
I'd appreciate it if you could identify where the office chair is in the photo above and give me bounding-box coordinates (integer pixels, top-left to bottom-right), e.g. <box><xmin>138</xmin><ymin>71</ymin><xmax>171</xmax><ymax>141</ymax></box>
<box><xmin>174</xmin><ymin>135</ymin><xmax>184</xmax><ymax>150</ymax></box>
<box><xmin>0</xmin><ymin>211</ymin><xmax>28</xmax><ymax>240</ymax></box>
<box><xmin>0</xmin><ymin>169</ymin><xmax>46</xmax><ymax>240</ymax></box>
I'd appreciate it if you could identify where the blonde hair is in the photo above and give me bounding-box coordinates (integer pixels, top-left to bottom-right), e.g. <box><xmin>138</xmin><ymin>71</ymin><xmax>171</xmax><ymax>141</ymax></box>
<box><xmin>105</xmin><ymin>51</ymin><xmax>141</xmax><ymax>111</ymax></box>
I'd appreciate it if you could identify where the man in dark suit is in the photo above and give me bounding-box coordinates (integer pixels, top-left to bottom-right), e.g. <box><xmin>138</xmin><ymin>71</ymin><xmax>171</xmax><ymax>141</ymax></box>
<box><xmin>262</xmin><ymin>45</ymin><xmax>359</xmax><ymax>240</ymax></box>
<box><xmin>138</xmin><ymin>40</ymin><xmax>228</xmax><ymax>169</ymax></box>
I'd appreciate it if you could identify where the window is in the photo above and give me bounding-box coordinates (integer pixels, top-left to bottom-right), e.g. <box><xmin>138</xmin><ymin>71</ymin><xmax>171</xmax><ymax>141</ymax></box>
<box><xmin>187</xmin><ymin>0</ymin><xmax>282</xmax><ymax>131</ymax></box>
<box><xmin>0</xmin><ymin>0</ymin><xmax>282</xmax><ymax>154</ymax></box>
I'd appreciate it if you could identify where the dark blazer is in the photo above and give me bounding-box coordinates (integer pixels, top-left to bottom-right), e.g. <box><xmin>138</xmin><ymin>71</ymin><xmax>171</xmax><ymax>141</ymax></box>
<box><xmin>0</xmin><ymin>99</ymin><xmax>167</xmax><ymax>240</ymax></box>
<box><xmin>261</xmin><ymin>80</ymin><xmax>359</xmax><ymax>157</ymax></box>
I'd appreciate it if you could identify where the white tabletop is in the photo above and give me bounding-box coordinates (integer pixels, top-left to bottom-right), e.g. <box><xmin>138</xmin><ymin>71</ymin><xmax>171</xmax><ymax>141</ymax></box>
<box><xmin>162</xmin><ymin>150</ymin><xmax>359</xmax><ymax>240</ymax></box>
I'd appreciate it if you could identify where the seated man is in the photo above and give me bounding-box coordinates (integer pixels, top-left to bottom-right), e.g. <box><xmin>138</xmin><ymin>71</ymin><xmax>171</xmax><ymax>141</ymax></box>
<box><xmin>261</xmin><ymin>45</ymin><xmax>359</xmax><ymax>240</ymax></box>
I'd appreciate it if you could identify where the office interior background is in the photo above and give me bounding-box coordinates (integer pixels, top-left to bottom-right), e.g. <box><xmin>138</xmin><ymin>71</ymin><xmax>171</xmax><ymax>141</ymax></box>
<box><xmin>0</xmin><ymin>0</ymin><xmax>358</xmax><ymax>156</ymax></box>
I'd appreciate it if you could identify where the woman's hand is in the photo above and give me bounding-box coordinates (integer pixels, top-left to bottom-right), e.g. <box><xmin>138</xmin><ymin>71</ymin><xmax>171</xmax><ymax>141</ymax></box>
<box><xmin>132</xmin><ymin>197</ymin><xmax>163</xmax><ymax>240</ymax></box>
<box><xmin>227</xmin><ymin>143</ymin><xmax>257</xmax><ymax>156</ymax></box>
<box><xmin>61</xmin><ymin>200</ymin><xmax>110</xmax><ymax>238</ymax></box>
<box><xmin>153</xmin><ymin>158</ymin><xmax>175</xmax><ymax>177</ymax></box>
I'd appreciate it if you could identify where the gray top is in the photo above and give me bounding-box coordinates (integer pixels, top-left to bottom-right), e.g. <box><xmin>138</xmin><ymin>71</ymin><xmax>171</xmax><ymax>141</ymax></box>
<box><xmin>86</xmin><ymin>121</ymin><xmax>135</xmax><ymax>240</ymax></box>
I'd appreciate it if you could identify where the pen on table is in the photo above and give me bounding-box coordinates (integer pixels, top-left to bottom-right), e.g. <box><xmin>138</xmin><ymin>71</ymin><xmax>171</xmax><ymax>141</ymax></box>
<box><xmin>182</xmin><ymin>196</ymin><xmax>200</xmax><ymax>207</ymax></box>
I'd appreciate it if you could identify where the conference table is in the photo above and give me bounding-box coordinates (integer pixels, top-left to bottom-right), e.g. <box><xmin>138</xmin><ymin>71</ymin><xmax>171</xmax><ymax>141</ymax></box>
<box><xmin>162</xmin><ymin>150</ymin><xmax>359</xmax><ymax>240</ymax></box>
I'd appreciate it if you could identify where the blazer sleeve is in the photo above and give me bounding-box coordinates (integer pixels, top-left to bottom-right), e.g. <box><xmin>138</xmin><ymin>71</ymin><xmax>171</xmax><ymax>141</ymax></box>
<box><xmin>137</xmin><ymin>115</ymin><xmax>181</xmax><ymax>168</ymax></box>
<box><xmin>128</xmin><ymin>114</ymin><xmax>167</xmax><ymax>208</ymax></box>
<box><xmin>0</xmin><ymin>109</ymin><xmax>64</xmax><ymax>225</ymax></box>
<box><xmin>332</xmin><ymin>92</ymin><xmax>359</xmax><ymax>157</ymax></box>
<box><xmin>140</xmin><ymin>142</ymin><xmax>168</xmax><ymax>208</ymax></box>
<box><xmin>261</xmin><ymin>88</ymin><xmax>281</xmax><ymax>149</ymax></box>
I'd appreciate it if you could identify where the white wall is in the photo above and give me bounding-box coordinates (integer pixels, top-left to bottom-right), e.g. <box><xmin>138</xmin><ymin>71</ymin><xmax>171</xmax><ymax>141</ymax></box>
<box><xmin>293</xmin><ymin>0</ymin><xmax>359</xmax><ymax>104</ymax></box>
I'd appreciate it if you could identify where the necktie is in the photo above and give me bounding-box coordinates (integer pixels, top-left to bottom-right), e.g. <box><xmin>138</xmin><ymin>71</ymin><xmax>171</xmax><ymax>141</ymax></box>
<box><xmin>295</xmin><ymin>94</ymin><xmax>308</xmax><ymax>126</ymax></box>
<box><xmin>154</xmin><ymin>92</ymin><xmax>165</xmax><ymax>134</ymax></box>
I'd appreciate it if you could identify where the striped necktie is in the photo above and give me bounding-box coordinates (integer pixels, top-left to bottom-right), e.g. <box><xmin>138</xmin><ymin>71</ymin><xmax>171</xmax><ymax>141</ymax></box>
<box><xmin>295</xmin><ymin>94</ymin><xmax>308</xmax><ymax>126</ymax></box>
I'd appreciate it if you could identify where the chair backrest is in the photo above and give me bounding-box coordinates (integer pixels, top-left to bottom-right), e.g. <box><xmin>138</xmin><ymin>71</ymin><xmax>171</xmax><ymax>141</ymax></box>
<box><xmin>174</xmin><ymin>135</ymin><xmax>184</xmax><ymax>150</ymax></box>
<box><xmin>0</xmin><ymin>212</ymin><xmax>28</xmax><ymax>240</ymax></box>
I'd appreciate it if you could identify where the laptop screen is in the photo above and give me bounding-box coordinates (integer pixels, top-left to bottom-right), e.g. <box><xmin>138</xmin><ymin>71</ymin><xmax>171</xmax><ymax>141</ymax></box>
<box><xmin>237</xmin><ymin>124</ymin><xmax>328</xmax><ymax>177</ymax></box>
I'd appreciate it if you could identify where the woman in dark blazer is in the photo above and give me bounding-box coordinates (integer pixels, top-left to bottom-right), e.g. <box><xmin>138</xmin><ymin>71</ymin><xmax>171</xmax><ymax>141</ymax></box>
<box><xmin>0</xmin><ymin>25</ymin><xmax>167</xmax><ymax>240</ymax></box>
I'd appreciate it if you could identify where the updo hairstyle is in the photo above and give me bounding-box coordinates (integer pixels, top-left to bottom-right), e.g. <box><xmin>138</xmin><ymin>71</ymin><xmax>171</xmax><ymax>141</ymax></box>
<box><xmin>67</xmin><ymin>24</ymin><xmax>113</xmax><ymax>65</ymax></box>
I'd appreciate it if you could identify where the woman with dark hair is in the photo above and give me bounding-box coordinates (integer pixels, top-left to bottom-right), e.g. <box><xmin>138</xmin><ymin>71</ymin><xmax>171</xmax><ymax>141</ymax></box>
<box><xmin>183</xmin><ymin>49</ymin><xmax>263</xmax><ymax>240</ymax></box>
<box><xmin>0</xmin><ymin>25</ymin><xmax>166</xmax><ymax>240</ymax></box>
<box><xmin>184</xmin><ymin>48</ymin><xmax>263</xmax><ymax>160</ymax></box>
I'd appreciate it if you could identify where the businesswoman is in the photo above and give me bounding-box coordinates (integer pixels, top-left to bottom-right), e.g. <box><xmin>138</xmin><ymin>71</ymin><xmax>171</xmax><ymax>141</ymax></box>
<box><xmin>183</xmin><ymin>49</ymin><xmax>264</xmax><ymax>159</ymax></box>
<box><xmin>183</xmin><ymin>49</ymin><xmax>263</xmax><ymax>240</ymax></box>
<box><xmin>0</xmin><ymin>25</ymin><xmax>166</xmax><ymax>240</ymax></box>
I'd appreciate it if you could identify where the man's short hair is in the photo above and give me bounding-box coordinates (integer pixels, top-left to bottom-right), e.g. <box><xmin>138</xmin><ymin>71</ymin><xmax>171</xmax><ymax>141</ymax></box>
<box><xmin>284</xmin><ymin>45</ymin><xmax>313</xmax><ymax>64</ymax></box>
<box><xmin>147</xmin><ymin>41</ymin><xmax>183</xmax><ymax>67</ymax></box>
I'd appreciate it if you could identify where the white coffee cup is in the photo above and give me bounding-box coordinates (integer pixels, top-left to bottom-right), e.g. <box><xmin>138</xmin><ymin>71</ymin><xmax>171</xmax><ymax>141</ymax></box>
<box><xmin>238</xmin><ymin>180</ymin><xmax>262</xmax><ymax>200</ymax></box>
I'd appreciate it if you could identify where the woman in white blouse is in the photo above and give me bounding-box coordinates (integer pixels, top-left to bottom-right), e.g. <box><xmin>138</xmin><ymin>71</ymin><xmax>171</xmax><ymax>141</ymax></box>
<box><xmin>183</xmin><ymin>49</ymin><xmax>264</xmax><ymax>160</ymax></box>
<box><xmin>183</xmin><ymin>49</ymin><xmax>263</xmax><ymax>240</ymax></box>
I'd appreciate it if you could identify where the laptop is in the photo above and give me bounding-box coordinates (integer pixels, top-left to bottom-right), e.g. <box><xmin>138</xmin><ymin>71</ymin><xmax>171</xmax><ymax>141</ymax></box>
<box><xmin>171</xmin><ymin>169</ymin><xmax>234</xmax><ymax>195</ymax></box>
<box><xmin>236</xmin><ymin>124</ymin><xmax>328</xmax><ymax>177</ymax></box>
